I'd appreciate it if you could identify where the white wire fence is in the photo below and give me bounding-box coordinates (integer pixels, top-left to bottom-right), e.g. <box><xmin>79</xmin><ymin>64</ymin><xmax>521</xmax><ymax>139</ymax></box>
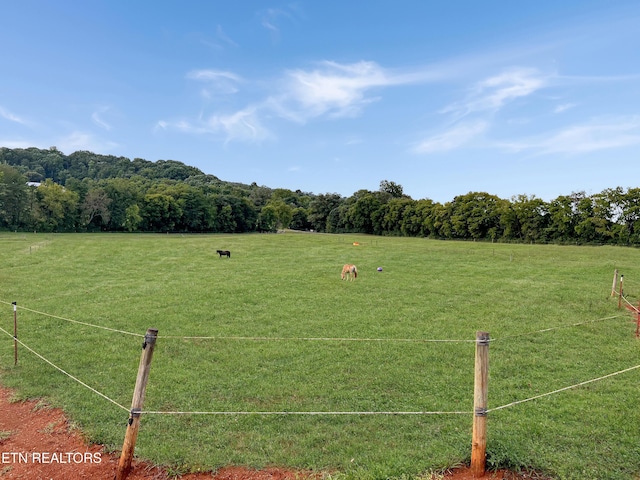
<box><xmin>1</xmin><ymin>294</ymin><xmax>637</xmax><ymax>418</ymax></box>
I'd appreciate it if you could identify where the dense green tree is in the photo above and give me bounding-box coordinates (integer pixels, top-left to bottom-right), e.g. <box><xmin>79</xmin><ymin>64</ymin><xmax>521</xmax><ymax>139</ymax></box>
<box><xmin>448</xmin><ymin>192</ymin><xmax>504</xmax><ymax>240</ymax></box>
<box><xmin>34</xmin><ymin>180</ymin><xmax>79</xmax><ymax>232</ymax></box>
<box><xmin>81</xmin><ymin>188</ymin><xmax>112</xmax><ymax>230</ymax></box>
<box><xmin>290</xmin><ymin>207</ymin><xmax>311</xmax><ymax>231</ymax></box>
<box><xmin>259</xmin><ymin>199</ymin><xmax>293</xmax><ymax>230</ymax></box>
<box><xmin>402</xmin><ymin>199</ymin><xmax>436</xmax><ymax>237</ymax></box>
<box><xmin>141</xmin><ymin>193</ymin><xmax>183</xmax><ymax>231</ymax></box>
<box><xmin>102</xmin><ymin>178</ymin><xmax>145</xmax><ymax>230</ymax></box>
<box><xmin>1</xmin><ymin>147</ymin><xmax>639</xmax><ymax>244</ymax></box>
<box><xmin>546</xmin><ymin>195</ymin><xmax>577</xmax><ymax>242</ymax></box>
<box><xmin>379</xmin><ymin>179</ymin><xmax>404</xmax><ymax>198</ymax></box>
<box><xmin>380</xmin><ymin>198</ymin><xmax>413</xmax><ymax>235</ymax></box>
<box><xmin>502</xmin><ymin>194</ymin><xmax>549</xmax><ymax>242</ymax></box>
<box><xmin>308</xmin><ymin>193</ymin><xmax>344</xmax><ymax>232</ymax></box>
<box><xmin>610</xmin><ymin>187</ymin><xmax>640</xmax><ymax>244</ymax></box>
<box><xmin>124</xmin><ymin>204</ymin><xmax>142</xmax><ymax>232</ymax></box>
<box><xmin>256</xmin><ymin>204</ymin><xmax>278</xmax><ymax>232</ymax></box>
<box><xmin>347</xmin><ymin>190</ymin><xmax>384</xmax><ymax>234</ymax></box>
<box><xmin>0</xmin><ymin>164</ymin><xmax>28</xmax><ymax>230</ymax></box>
<box><xmin>326</xmin><ymin>204</ymin><xmax>349</xmax><ymax>233</ymax></box>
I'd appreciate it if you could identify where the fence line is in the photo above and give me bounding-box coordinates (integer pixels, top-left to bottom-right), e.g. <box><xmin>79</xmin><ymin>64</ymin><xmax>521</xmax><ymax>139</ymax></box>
<box><xmin>0</xmin><ymin>324</ymin><xmax>129</xmax><ymax>413</ymax></box>
<box><xmin>488</xmin><ymin>363</ymin><xmax>640</xmax><ymax>413</ymax></box>
<box><xmin>140</xmin><ymin>409</ymin><xmax>472</xmax><ymax>416</ymax></box>
<box><xmin>139</xmin><ymin>361</ymin><xmax>640</xmax><ymax>417</ymax></box>
<box><xmin>490</xmin><ymin>314</ymin><xmax>627</xmax><ymax>342</ymax></box>
<box><xmin>0</xmin><ymin>300</ymin><xmax>144</xmax><ymax>337</ymax></box>
<box><xmin>2</xmin><ymin>299</ymin><xmax>625</xmax><ymax>344</ymax></box>
<box><xmin>3</xmin><ymin>315</ymin><xmax>639</xmax><ymax>418</ymax></box>
<box><xmin>612</xmin><ymin>270</ymin><xmax>638</xmax><ymax>310</ymax></box>
<box><xmin>620</xmin><ymin>293</ymin><xmax>639</xmax><ymax>313</ymax></box>
<box><xmin>159</xmin><ymin>334</ymin><xmax>476</xmax><ymax>343</ymax></box>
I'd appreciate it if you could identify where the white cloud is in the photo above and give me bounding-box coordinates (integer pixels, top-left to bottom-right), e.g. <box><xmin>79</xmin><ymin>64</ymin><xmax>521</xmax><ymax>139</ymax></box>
<box><xmin>0</xmin><ymin>139</ymin><xmax>34</xmax><ymax>149</ymax></box>
<box><xmin>270</xmin><ymin>60</ymin><xmax>421</xmax><ymax>122</ymax></box>
<box><xmin>216</xmin><ymin>25</ymin><xmax>238</xmax><ymax>48</ymax></box>
<box><xmin>554</xmin><ymin>103</ymin><xmax>577</xmax><ymax>114</ymax></box>
<box><xmin>186</xmin><ymin>69</ymin><xmax>243</xmax><ymax>98</ymax></box>
<box><xmin>157</xmin><ymin>106</ymin><xmax>271</xmax><ymax>144</ymax></box>
<box><xmin>0</xmin><ymin>106</ymin><xmax>28</xmax><ymax>125</ymax></box>
<box><xmin>206</xmin><ymin>107</ymin><xmax>271</xmax><ymax>144</ymax></box>
<box><xmin>441</xmin><ymin>68</ymin><xmax>548</xmax><ymax>121</ymax></box>
<box><xmin>412</xmin><ymin>121</ymin><xmax>489</xmax><ymax>154</ymax></box>
<box><xmin>162</xmin><ymin>58</ymin><xmax>485</xmax><ymax>145</ymax></box>
<box><xmin>259</xmin><ymin>6</ymin><xmax>301</xmax><ymax>39</ymax></box>
<box><xmin>91</xmin><ymin>107</ymin><xmax>112</xmax><ymax>130</ymax></box>
<box><xmin>57</xmin><ymin>131</ymin><xmax>118</xmax><ymax>153</ymax></box>
<box><xmin>500</xmin><ymin>116</ymin><xmax>640</xmax><ymax>154</ymax></box>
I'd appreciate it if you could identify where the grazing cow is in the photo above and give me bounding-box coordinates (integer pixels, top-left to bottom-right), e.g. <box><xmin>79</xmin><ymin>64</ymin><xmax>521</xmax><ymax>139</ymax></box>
<box><xmin>341</xmin><ymin>264</ymin><xmax>358</xmax><ymax>281</ymax></box>
<box><xmin>216</xmin><ymin>250</ymin><xmax>231</xmax><ymax>258</ymax></box>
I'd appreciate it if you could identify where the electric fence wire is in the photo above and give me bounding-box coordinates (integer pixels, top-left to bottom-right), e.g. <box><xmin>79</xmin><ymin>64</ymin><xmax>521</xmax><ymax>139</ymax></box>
<box><xmin>2</xmin><ymin>300</ymin><xmax>639</xmax><ymax>417</ymax></box>
<box><xmin>2</xmin><ymin>299</ymin><xmax>627</xmax><ymax>343</ymax></box>
<box><xmin>0</xmin><ymin>299</ymin><xmax>144</xmax><ymax>337</ymax></box>
<box><xmin>0</xmin><ymin>324</ymin><xmax>129</xmax><ymax>413</ymax></box>
<box><xmin>488</xmin><ymin>363</ymin><xmax>640</xmax><ymax>413</ymax></box>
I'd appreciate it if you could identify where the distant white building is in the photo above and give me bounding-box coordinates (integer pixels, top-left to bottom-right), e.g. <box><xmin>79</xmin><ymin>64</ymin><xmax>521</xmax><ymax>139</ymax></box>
<box><xmin>26</xmin><ymin>182</ymin><xmax>41</xmax><ymax>187</ymax></box>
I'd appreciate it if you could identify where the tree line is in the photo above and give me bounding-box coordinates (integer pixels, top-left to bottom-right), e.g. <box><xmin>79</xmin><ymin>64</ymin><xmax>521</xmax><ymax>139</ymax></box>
<box><xmin>1</xmin><ymin>147</ymin><xmax>639</xmax><ymax>245</ymax></box>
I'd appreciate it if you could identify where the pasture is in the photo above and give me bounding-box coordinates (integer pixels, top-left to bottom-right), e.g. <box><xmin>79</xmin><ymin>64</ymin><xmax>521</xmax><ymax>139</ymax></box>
<box><xmin>0</xmin><ymin>232</ymin><xmax>639</xmax><ymax>479</ymax></box>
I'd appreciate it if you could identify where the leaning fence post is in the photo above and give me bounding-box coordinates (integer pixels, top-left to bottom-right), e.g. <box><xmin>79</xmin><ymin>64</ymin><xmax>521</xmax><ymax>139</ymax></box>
<box><xmin>12</xmin><ymin>302</ymin><xmax>17</xmax><ymax>366</ymax></box>
<box><xmin>115</xmin><ymin>328</ymin><xmax>158</xmax><ymax>480</ymax></box>
<box><xmin>611</xmin><ymin>269</ymin><xmax>619</xmax><ymax>297</ymax></box>
<box><xmin>471</xmin><ymin>331</ymin><xmax>489</xmax><ymax>477</ymax></box>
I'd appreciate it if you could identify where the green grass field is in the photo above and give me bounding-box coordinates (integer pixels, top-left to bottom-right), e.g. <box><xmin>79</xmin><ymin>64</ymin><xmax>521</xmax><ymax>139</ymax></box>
<box><xmin>0</xmin><ymin>232</ymin><xmax>639</xmax><ymax>479</ymax></box>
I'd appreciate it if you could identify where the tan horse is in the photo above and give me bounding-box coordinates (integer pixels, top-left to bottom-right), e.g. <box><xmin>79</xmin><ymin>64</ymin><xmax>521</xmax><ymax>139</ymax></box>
<box><xmin>341</xmin><ymin>264</ymin><xmax>358</xmax><ymax>281</ymax></box>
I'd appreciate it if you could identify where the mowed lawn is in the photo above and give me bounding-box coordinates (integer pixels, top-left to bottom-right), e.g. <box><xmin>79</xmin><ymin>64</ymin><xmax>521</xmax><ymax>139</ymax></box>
<box><xmin>0</xmin><ymin>232</ymin><xmax>639</xmax><ymax>480</ymax></box>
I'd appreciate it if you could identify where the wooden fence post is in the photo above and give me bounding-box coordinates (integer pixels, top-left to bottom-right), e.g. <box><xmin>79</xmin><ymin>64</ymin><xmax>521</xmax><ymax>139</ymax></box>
<box><xmin>618</xmin><ymin>275</ymin><xmax>624</xmax><ymax>309</ymax></box>
<box><xmin>471</xmin><ymin>331</ymin><xmax>490</xmax><ymax>478</ymax></box>
<box><xmin>12</xmin><ymin>302</ymin><xmax>17</xmax><ymax>366</ymax></box>
<box><xmin>635</xmin><ymin>302</ymin><xmax>640</xmax><ymax>338</ymax></box>
<box><xmin>611</xmin><ymin>269</ymin><xmax>619</xmax><ymax>297</ymax></box>
<box><xmin>115</xmin><ymin>328</ymin><xmax>158</xmax><ymax>480</ymax></box>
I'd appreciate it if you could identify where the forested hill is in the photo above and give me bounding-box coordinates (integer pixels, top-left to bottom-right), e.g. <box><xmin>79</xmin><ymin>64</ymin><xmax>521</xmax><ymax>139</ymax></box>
<box><xmin>0</xmin><ymin>146</ymin><xmax>217</xmax><ymax>184</ymax></box>
<box><xmin>0</xmin><ymin>146</ymin><xmax>639</xmax><ymax>245</ymax></box>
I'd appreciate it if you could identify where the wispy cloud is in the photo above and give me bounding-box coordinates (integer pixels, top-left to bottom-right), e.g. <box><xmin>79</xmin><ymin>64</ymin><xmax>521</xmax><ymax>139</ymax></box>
<box><xmin>187</xmin><ymin>69</ymin><xmax>243</xmax><ymax>98</ymax></box>
<box><xmin>259</xmin><ymin>5</ymin><xmax>302</xmax><ymax>41</ymax></box>
<box><xmin>499</xmin><ymin>116</ymin><xmax>640</xmax><ymax>155</ymax></box>
<box><xmin>156</xmin><ymin>106</ymin><xmax>271</xmax><ymax>144</ymax></box>
<box><xmin>412</xmin><ymin>121</ymin><xmax>489</xmax><ymax>154</ymax></box>
<box><xmin>216</xmin><ymin>25</ymin><xmax>238</xmax><ymax>48</ymax></box>
<box><xmin>161</xmin><ymin>60</ymin><xmax>552</xmax><ymax>148</ymax></box>
<box><xmin>57</xmin><ymin>131</ymin><xmax>118</xmax><ymax>154</ymax></box>
<box><xmin>270</xmin><ymin>60</ymin><xmax>428</xmax><ymax>122</ymax></box>
<box><xmin>282</xmin><ymin>61</ymin><xmax>386</xmax><ymax>119</ymax></box>
<box><xmin>206</xmin><ymin>107</ymin><xmax>271</xmax><ymax>143</ymax></box>
<box><xmin>554</xmin><ymin>103</ymin><xmax>577</xmax><ymax>114</ymax></box>
<box><xmin>0</xmin><ymin>139</ymin><xmax>34</xmax><ymax>149</ymax></box>
<box><xmin>411</xmin><ymin>68</ymin><xmax>548</xmax><ymax>155</ymax></box>
<box><xmin>0</xmin><ymin>106</ymin><xmax>28</xmax><ymax>125</ymax></box>
<box><xmin>91</xmin><ymin>107</ymin><xmax>112</xmax><ymax>130</ymax></box>
<box><xmin>441</xmin><ymin>68</ymin><xmax>548</xmax><ymax>122</ymax></box>
<box><xmin>159</xmin><ymin>59</ymin><xmax>464</xmax><ymax>144</ymax></box>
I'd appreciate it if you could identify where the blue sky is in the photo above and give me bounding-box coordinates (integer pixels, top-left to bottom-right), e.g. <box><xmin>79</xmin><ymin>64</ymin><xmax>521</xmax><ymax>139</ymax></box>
<box><xmin>1</xmin><ymin>1</ymin><xmax>639</xmax><ymax>203</ymax></box>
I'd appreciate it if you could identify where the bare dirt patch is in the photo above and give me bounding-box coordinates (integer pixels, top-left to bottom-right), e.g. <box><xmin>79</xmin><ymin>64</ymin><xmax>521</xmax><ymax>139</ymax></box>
<box><xmin>0</xmin><ymin>385</ymin><xmax>547</xmax><ymax>480</ymax></box>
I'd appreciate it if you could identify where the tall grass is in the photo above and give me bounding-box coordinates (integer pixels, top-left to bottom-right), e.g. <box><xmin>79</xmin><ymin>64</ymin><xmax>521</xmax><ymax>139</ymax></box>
<box><xmin>0</xmin><ymin>232</ymin><xmax>639</xmax><ymax>479</ymax></box>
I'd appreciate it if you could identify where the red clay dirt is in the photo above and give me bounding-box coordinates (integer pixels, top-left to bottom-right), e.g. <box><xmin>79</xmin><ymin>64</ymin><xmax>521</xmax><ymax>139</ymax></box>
<box><xmin>0</xmin><ymin>385</ymin><xmax>547</xmax><ymax>480</ymax></box>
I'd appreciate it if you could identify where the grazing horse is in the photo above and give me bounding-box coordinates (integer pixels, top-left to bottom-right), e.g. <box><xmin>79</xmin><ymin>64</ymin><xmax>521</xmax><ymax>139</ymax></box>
<box><xmin>216</xmin><ymin>250</ymin><xmax>231</xmax><ymax>258</ymax></box>
<box><xmin>341</xmin><ymin>264</ymin><xmax>358</xmax><ymax>281</ymax></box>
